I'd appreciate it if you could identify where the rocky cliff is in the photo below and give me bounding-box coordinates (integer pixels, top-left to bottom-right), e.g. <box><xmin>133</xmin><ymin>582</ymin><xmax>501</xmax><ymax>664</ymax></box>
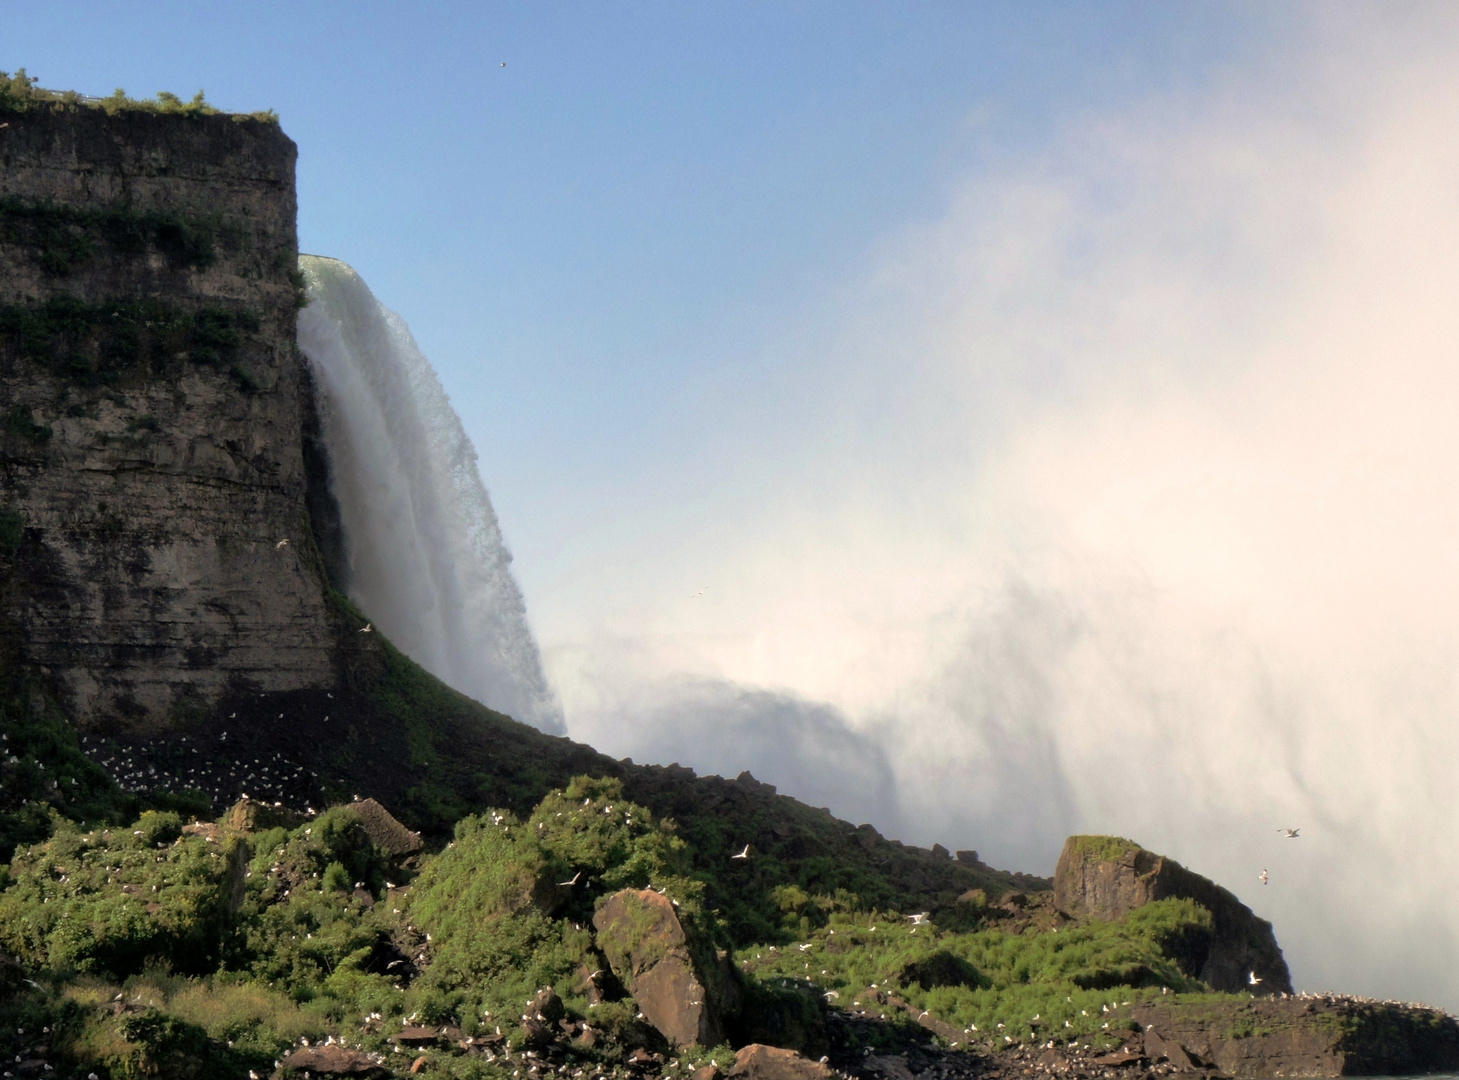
<box><xmin>0</xmin><ymin>105</ymin><xmax>337</xmax><ymax>727</ymax></box>
<box><xmin>1054</xmin><ymin>836</ymin><xmax>1292</xmax><ymax>994</ymax></box>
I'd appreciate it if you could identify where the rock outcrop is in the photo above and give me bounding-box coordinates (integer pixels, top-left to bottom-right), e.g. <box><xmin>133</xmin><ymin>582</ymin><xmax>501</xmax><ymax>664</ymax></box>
<box><xmin>1130</xmin><ymin>996</ymin><xmax>1459</xmax><ymax>1077</ymax></box>
<box><xmin>276</xmin><ymin>1044</ymin><xmax>390</xmax><ymax>1078</ymax></box>
<box><xmin>1054</xmin><ymin>836</ymin><xmax>1291</xmax><ymax>993</ymax></box>
<box><xmin>341</xmin><ymin>796</ymin><xmax>421</xmax><ymax>856</ymax></box>
<box><xmin>593</xmin><ymin>887</ymin><xmax>737</xmax><ymax>1048</ymax></box>
<box><xmin>727</xmin><ymin>1044</ymin><xmax>832</xmax><ymax>1080</ymax></box>
<box><xmin>0</xmin><ymin>105</ymin><xmax>338</xmax><ymax>727</ymax></box>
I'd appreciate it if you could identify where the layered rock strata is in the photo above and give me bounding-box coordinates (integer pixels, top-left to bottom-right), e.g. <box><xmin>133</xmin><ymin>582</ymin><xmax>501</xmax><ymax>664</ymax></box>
<box><xmin>0</xmin><ymin>105</ymin><xmax>336</xmax><ymax>727</ymax></box>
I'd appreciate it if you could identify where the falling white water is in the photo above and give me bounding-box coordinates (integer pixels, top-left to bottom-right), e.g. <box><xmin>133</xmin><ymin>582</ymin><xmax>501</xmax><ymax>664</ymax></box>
<box><xmin>296</xmin><ymin>255</ymin><xmax>564</xmax><ymax>734</ymax></box>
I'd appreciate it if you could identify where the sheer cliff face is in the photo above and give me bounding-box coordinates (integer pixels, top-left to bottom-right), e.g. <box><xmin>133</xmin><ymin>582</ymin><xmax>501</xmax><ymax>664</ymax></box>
<box><xmin>0</xmin><ymin>107</ymin><xmax>336</xmax><ymax>729</ymax></box>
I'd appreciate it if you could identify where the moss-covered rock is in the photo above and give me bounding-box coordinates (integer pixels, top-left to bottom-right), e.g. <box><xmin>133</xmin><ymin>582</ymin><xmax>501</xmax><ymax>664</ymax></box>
<box><xmin>594</xmin><ymin>887</ymin><xmax>739</xmax><ymax>1049</ymax></box>
<box><xmin>1053</xmin><ymin>836</ymin><xmax>1290</xmax><ymax>994</ymax></box>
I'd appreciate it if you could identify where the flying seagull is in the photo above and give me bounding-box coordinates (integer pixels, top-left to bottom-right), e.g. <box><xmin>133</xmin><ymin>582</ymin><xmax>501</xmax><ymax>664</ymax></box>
<box><xmin>908</xmin><ymin>912</ymin><xmax>930</xmax><ymax>925</ymax></box>
<box><xmin>359</xmin><ymin>623</ymin><xmax>373</xmax><ymax>633</ymax></box>
<box><xmin>1259</xmin><ymin>869</ymin><xmax>1269</xmax><ymax>886</ymax></box>
<box><xmin>731</xmin><ymin>844</ymin><xmax>750</xmax><ymax>859</ymax></box>
<box><xmin>276</xmin><ymin>538</ymin><xmax>289</xmax><ymax>549</ymax></box>
<box><xmin>1249</xmin><ymin>971</ymin><xmax>1263</xmax><ymax>986</ymax></box>
<box><xmin>691</xmin><ymin>587</ymin><xmax>708</xmax><ymax>598</ymax></box>
<box><xmin>1278</xmin><ymin>828</ymin><xmax>1300</xmax><ymax>838</ymax></box>
<box><xmin>558</xmin><ymin>871</ymin><xmax>581</xmax><ymax>887</ymax></box>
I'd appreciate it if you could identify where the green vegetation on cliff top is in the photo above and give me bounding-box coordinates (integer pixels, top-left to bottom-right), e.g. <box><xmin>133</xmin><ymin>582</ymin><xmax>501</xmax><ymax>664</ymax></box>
<box><xmin>1065</xmin><ymin>836</ymin><xmax>1144</xmax><ymax>863</ymax></box>
<box><xmin>0</xmin><ymin>68</ymin><xmax>277</xmax><ymax>123</ymax></box>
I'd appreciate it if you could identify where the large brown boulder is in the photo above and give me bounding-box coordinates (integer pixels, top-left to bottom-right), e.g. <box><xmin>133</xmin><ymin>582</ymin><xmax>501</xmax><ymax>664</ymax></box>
<box><xmin>727</xmin><ymin>1044</ymin><xmax>832</xmax><ymax>1080</ymax></box>
<box><xmin>275</xmin><ymin>1045</ymin><xmax>391</xmax><ymax>1078</ymax></box>
<box><xmin>1053</xmin><ymin>836</ymin><xmax>1292</xmax><ymax>994</ymax></box>
<box><xmin>593</xmin><ymin>888</ymin><xmax>736</xmax><ymax>1048</ymax></box>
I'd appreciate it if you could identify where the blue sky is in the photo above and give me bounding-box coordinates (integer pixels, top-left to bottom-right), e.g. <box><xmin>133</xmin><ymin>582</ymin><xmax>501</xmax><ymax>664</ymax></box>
<box><xmin>15</xmin><ymin>5</ymin><xmax>1459</xmax><ymax>1006</ymax></box>
<box><xmin>7</xmin><ymin>2</ymin><xmax>1281</xmax><ymax>547</ymax></box>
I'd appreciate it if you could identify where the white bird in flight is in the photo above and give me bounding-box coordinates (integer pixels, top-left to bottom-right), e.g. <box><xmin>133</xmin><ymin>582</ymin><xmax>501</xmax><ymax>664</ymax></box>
<box><xmin>1278</xmin><ymin>828</ymin><xmax>1300</xmax><ymax>838</ymax></box>
<box><xmin>691</xmin><ymin>587</ymin><xmax>708</xmax><ymax>598</ymax></box>
<box><xmin>275</xmin><ymin>538</ymin><xmax>289</xmax><ymax>549</ymax></box>
<box><xmin>1259</xmin><ymin>869</ymin><xmax>1269</xmax><ymax>886</ymax></box>
<box><xmin>558</xmin><ymin>871</ymin><xmax>581</xmax><ymax>887</ymax></box>
<box><xmin>1249</xmin><ymin>971</ymin><xmax>1263</xmax><ymax>986</ymax></box>
<box><xmin>908</xmin><ymin>912</ymin><xmax>930</xmax><ymax>925</ymax></box>
<box><xmin>731</xmin><ymin>844</ymin><xmax>750</xmax><ymax>859</ymax></box>
<box><xmin>359</xmin><ymin>623</ymin><xmax>373</xmax><ymax>633</ymax></box>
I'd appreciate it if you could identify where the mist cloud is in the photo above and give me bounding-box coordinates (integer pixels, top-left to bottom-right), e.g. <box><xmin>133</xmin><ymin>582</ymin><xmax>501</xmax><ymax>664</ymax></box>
<box><xmin>546</xmin><ymin>6</ymin><xmax>1459</xmax><ymax>1008</ymax></box>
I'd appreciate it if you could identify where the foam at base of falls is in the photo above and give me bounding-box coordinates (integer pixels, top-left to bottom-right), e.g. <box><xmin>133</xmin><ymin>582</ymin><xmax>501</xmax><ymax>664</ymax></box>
<box><xmin>297</xmin><ymin>255</ymin><xmax>564</xmax><ymax>734</ymax></box>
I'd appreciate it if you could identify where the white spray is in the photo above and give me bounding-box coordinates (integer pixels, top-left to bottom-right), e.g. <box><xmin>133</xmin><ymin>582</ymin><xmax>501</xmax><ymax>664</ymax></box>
<box><xmin>296</xmin><ymin>255</ymin><xmax>564</xmax><ymax>734</ymax></box>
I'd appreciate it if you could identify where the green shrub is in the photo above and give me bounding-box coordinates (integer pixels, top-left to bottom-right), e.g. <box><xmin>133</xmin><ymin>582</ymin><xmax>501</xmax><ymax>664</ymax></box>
<box><xmin>0</xmin><ymin>69</ymin><xmax>278</xmax><ymax>123</ymax></box>
<box><xmin>0</xmin><ymin>816</ymin><xmax>243</xmax><ymax>977</ymax></box>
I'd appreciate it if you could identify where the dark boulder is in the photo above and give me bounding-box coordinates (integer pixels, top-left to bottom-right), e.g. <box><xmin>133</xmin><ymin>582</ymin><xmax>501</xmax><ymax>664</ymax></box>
<box><xmin>1053</xmin><ymin>835</ymin><xmax>1292</xmax><ymax>994</ymax></box>
<box><xmin>341</xmin><ymin>797</ymin><xmax>422</xmax><ymax>856</ymax></box>
<box><xmin>897</xmin><ymin>950</ymin><xmax>986</xmax><ymax>991</ymax></box>
<box><xmin>1142</xmin><ymin>1026</ymin><xmax>1196</xmax><ymax>1070</ymax></box>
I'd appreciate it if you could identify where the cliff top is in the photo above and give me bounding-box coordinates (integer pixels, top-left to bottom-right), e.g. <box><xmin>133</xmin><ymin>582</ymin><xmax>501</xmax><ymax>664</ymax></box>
<box><xmin>0</xmin><ymin>67</ymin><xmax>278</xmax><ymax>125</ymax></box>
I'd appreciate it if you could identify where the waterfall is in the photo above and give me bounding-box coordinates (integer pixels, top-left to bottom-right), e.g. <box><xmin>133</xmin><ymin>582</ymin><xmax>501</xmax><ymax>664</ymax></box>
<box><xmin>296</xmin><ymin>255</ymin><xmax>565</xmax><ymax>734</ymax></box>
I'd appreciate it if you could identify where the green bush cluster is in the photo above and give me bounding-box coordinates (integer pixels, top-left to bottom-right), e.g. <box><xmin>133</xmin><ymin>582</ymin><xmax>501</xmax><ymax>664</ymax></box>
<box><xmin>0</xmin><ymin>814</ymin><xmax>239</xmax><ymax>976</ymax></box>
